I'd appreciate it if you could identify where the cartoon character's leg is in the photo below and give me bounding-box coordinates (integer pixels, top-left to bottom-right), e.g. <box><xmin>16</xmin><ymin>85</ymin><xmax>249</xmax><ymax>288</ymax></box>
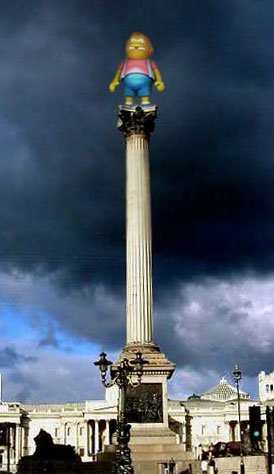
<box><xmin>125</xmin><ymin>96</ymin><xmax>134</xmax><ymax>106</ymax></box>
<box><xmin>141</xmin><ymin>96</ymin><xmax>150</xmax><ymax>106</ymax></box>
<box><xmin>139</xmin><ymin>77</ymin><xmax>153</xmax><ymax>106</ymax></box>
<box><xmin>123</xmin><ymin>76</ymin><xmax>136</xmax><ymax>106</ymax></box>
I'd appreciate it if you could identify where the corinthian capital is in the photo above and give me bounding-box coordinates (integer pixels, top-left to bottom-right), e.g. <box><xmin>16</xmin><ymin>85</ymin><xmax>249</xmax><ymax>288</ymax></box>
<box><xmin>117</xmin><ymin>105</ymin><xmax>157</xmax><ymax>139</ymax></box>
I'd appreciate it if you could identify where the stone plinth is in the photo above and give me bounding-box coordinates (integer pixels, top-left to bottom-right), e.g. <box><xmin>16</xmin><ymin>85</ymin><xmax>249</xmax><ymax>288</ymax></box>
<box><xmin>114</xmin><ymin>342</ymin><xmax>175</xmax><ymax>429</ymax></box>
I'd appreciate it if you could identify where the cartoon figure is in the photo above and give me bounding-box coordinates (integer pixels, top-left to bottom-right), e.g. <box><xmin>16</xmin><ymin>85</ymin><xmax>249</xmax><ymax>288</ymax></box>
<box><xmin>109</xmin><ymin>32</ymin><xmax>165</xmax><ymax>106</ymax></box>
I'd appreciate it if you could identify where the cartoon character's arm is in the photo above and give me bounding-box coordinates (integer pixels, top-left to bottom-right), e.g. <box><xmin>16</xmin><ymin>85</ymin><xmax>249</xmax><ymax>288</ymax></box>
<box><xmin>109</xmin><ymin>67</ymin><xmax>122</xmax><ymax>92</ymax></box>
<box><xmin>153</xmin><ymin>66</ymin><xmax>165</xmax><ymax>92</ymax></box>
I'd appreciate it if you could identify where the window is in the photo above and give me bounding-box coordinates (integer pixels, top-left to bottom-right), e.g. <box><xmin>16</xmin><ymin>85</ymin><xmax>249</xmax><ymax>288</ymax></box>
<box><xmin>79</xmin><ymin>448</ymin><xmax>84</xmax><ymax>457</ymax></box>
<box><xmin>201</xmin><ymin>425</ymin><xmax>206</xmax><ymax>435</ymax></box>
<box><xmin>271</xmin><ymin>384</ymin><xmax>273</xmax><ymax>392</ymax></box>
<box><xmin>80</xmin><ymin>427</ymin><xmax>84</xmax><ymax>436</ymax></box>
<box><xmin>266</xmin><ymin>385</ymin><xmax>269</xmax><ymax>392</ymax></box>
<box><xmin>67</xmin><ymin>427</ymin><xmax>71</xmax><ymax>436</ymax></box>
<box><xmin>55</xmin><ymin>428</ymin><xmax>59</xmax><ymax>437</ymax></box>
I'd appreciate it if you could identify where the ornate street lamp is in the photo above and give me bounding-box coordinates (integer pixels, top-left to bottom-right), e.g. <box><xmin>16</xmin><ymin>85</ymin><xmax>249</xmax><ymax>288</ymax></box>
<box><xmin>233</xmin><ymin>364</ymin><xmax>245</xmax><ymax>474</ymax></box>
<box><xmin>94</xmin><ymin>351</ymin><xmax>148</xmax><ymax>474</ymax></box>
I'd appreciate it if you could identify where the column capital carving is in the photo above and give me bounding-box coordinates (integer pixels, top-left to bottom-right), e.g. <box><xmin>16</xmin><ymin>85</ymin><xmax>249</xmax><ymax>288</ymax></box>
<box><xmin>117</xmin><ymin>105</ymin><xmax>157</xmax><ymax>139</ymax></box>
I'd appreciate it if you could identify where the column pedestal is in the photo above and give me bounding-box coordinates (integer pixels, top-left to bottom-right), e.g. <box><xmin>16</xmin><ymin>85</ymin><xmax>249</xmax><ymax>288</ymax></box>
<box><xmin>117</xmin><ymin>342</ymin><xmax>175</xmax><ymax>432</ymax></box>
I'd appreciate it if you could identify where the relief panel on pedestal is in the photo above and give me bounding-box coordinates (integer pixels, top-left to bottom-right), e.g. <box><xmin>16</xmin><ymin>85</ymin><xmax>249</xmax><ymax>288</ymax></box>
<box><xmin>126</xmin><ymin>383</ymin><xmax>163</xmax><ymax>423</ymax></box>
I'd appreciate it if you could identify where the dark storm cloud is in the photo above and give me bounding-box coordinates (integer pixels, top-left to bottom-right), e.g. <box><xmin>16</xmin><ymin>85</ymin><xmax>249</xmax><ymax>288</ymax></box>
<box><xmin>0</xmin><ymin>0</ymin><xmax>273</xmax><ymax>289</ymax></box>
<box><xmin>0</xmin><ymin>0</ymin><xmax>126</xmax><ymax>287</ymax></box>
<box><xmin>0</xmin><ymin>347</ymin><xmax>36</xmax><ymax>368</ymax></box>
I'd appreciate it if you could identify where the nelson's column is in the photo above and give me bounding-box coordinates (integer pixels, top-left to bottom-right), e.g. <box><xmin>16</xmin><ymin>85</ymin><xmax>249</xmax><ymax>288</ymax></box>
<box><xmin>107</xmin><ymin>33</ymin><xmax>177</xmax><ymax>448</ymax></box>
<box><xmin>115</xmin><ymin>105</ymin><xmax>176</xmax><ymax>435</ymax></box>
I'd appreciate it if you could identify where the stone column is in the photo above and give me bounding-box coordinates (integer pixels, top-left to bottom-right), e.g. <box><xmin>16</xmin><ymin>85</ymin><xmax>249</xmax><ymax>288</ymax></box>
<box><xmin>62</xmin><ymin>423</ymin><xmax>67</xmax><ymax>444</ymax></box>
<box><xmin>84</xmin><ymin>422</ymin><xmax>89</xmax><ymax>459</ymax></box>
<box><xmin>94</xmin><ymin>420</ymin><xmax>99</xmax><ymax>454</ymax></box>
<box><xmin>105</xmin><ymin>420</ymin><xmax>110</xmax><ymax>446</ymax></box>
<box><xmin>229</xmin><ymin>421</ymin><xmax>237</xmax><ymax>442</ymax></box>
<box><xmin>15</xmin><ymin>425</ymin><xmax>21</xmax><ymax>463</ymax></box>
<box><xmin>21</xmin><ymin>425</ymin><xmax>27</xmax><ymax>456</ymax></box>
<box><xmin>75</xmin><ymin>422</ymin><xmax>79</xmax><ymax>453</ymax></box>
<box><xmin>117</xmin><ymin>106</ymin><xmax>157</xmax><ymax>345</ymax></box>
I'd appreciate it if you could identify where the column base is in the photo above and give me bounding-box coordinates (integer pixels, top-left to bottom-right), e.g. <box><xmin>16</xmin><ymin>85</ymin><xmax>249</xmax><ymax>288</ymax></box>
<box><xmin>112</xmin><ymin>342</ymin><xmax>175</xmax><ymax>379</ymax></box>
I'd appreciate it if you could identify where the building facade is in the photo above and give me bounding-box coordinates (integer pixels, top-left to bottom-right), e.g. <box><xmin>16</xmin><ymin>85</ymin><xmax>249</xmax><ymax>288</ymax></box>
<box><xmin>0</xmin><ymin>373</ymin><xmax>272</xmax><ymax>471</ymax></box>
<box><xmin>0</xmin><ymin>399</ymin><xmax>117</xmax><ymax>470</ymax></box>
<box><xmin>258</xmin><ymin>371</ymin><xmax>274</xmax><ymax>402</ymax></box>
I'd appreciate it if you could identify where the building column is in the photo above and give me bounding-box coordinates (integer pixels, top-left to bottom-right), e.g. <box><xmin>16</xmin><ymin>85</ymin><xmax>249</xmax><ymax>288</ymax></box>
<box><xmin>229</xmin><ymin>421</ymin><xmax>237</xmax><ymax>442</ymax></box>
<box><xmin>118</xmin><ymin>106</ymin><xmax>157</xmax><ymax>345</ymax></box>
<box><xmin>105</xmin><ymin>420</ymin><xmax>110</xmax><ymax>446</ymax></box>
<box><xmin>75</xmin><ymin>422</ymin><xmax>79</xmax><ymax>453</ymax></box>
<box><xmin>94</xmin><ymin>420</ymin><xmax>99</xmax><ymax>454</ymax></box>
<box><xmin>89</xmin><ymin>425</ymin><xmax>93</xmax><ymax>455</ymax></box>
<box><xmin>15</xmin><ymin>425</ymin><xmax>21</xmax><ymax>463</ymax></box>
<box><xmin>21</xmin><ymin>426</ymin><xmax>27</xmax><ymax>456</ymax></box>
<box><xmin>84</xmin><ymin>421</ymin><xmax>89</xmax><ymax>459</ymax></box>
<box><xmin>62</xmin><ymin>423</ymin><xmax>67</xmax><ymax>444</ymax></box>
<box><xmin>180</xmin><ymin>422</ymin><xmax>186</xmax><ymax>446</ymax></box>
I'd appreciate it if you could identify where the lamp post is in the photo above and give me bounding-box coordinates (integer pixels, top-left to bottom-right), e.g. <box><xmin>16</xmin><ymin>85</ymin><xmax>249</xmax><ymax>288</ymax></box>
<box><xmin>233</xmin><ymin>364</ymin><xmax>245</xmax><ymax>474</ymax></box>
<box><xmin>94</xmin><ymin>351</ymin><xmax>148</xmax><ymax>474</ymax></box>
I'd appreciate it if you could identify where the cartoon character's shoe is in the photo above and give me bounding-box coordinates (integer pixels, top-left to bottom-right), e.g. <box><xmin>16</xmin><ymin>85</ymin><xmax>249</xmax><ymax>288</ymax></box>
<box><xmin>125</xmin><ymin>96</ymin><xmax>134</xmax><ymax>106</ymax></box>
<box><xmin>141</xmin><ymin>96</ymin><xmax>150</xmax><ymax>107</ymax></box>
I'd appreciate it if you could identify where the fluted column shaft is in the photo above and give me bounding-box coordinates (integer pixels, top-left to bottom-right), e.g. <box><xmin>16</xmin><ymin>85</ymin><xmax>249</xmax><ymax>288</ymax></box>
<box><xmin>126</xmin><ymin>134</ymin><xmax>153</xmax><ymax>344</ymax></box>
<box><xmin>118</xmin><ymin>105</ymin><xmax>157</xmax><ymax>345</ymax></box>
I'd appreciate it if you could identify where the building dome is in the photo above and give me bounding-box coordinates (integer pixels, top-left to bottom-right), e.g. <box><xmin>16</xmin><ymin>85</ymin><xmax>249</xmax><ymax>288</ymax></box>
<box><xmin>200</xmin><ymin>377</ymin><xmax>250</xmax><ymax>402</ymax></box>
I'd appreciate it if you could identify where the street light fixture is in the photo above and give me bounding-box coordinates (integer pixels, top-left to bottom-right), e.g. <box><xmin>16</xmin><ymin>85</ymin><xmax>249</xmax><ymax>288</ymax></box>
<box><xmin>94</xmin><ymin>351</ymin><xmax>148</xmax><ymax>474</ymax></box>
<box><xmin>233</xmin><ymin>364</ymin><xmax>245</xmax><ymax>474</ymax></box>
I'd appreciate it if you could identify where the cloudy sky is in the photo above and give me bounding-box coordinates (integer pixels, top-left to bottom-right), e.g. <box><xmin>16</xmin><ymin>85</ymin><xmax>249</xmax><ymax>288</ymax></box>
<box><xmin>0</xmin><ymin>0</ymin><xmax>274</xmax><ymax>403</ymax></box>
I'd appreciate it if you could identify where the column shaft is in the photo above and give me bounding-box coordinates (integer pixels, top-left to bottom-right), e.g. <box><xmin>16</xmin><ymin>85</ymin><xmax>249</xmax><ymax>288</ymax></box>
<box><xmin>105</xmin><ymin>420</ymin><xmax>110</xmax><ymax>445</ymax></box>
<box><xmin>84</xmin><ymin>422</ymin><xmax>89</xmax><ymax>458</ymax></box>
<box><xmin>126</xmin><ymin>134</ymin><xmax>153</xmax><ymax>344</ymax></box>
<box><xmin>15</xmin><ymin>425</ymin><xmax>21</xmax><ymax>463</ymax></box>
<box><xmin>75</xmin><ymin>423</ymin><xmax>79</xmax><ymax>453</ymax></box>
<box><xmin>94</xmin><ymin>420</ymin><xmax>99</xmax><ymax>454</ymax></box>
<box><xmin>63</xmin><ymin>423</ymin><xmax>66</xmax><ymax>444</ymax></box>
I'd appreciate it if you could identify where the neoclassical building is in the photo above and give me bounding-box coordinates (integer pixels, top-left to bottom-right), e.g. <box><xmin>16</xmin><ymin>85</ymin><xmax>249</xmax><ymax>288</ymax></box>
<box><xmin>0</xmin><ymin>373</ymin><xmax>271</xmax><ymax>471</ymax></box>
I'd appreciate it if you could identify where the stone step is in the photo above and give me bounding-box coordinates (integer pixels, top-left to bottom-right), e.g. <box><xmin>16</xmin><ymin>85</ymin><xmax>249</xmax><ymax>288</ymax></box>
<box><xmin>130</xmin><ymin>444</ymin><xmax>190</xmax><ymax>454</ymax></box>
<box><xmin>132</xmin><ymin>461</ymin><xmax>161</xmax><ymax>474</ymax></box>
<box><xmin>132</xmin><ymin>459</ymin><xmax>201</xmax><ymax>474</ymax></box>
<box><xmin>131</xmin><ymin>447</ymin><xmax>194</xmax><ymax>463</ymax></box>
<box><xmin>131</xmin><ymin>453</ymin><xmax>192</xmax><ymax>462</ymax></box>
<box><xmin>129</xmin><ymin>430</ymin><xmax>177</xmax><ymax>445</ymax></box>
<box><xmin>130</xmin><ymin>436</ymin><xmax>178</xmax><ymax>445</ymax></box>
<box><xmin>131</xmin><ymin>452</ymin><xmax>190</xmax><ymax>460</ymax></box>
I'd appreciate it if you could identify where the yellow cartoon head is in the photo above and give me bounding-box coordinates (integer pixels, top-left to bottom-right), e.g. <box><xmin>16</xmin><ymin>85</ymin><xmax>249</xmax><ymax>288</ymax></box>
<box><xmin>125</xmin><ymin>32</ymin><xmax>154</xmax><ymax>60</ymax></box>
